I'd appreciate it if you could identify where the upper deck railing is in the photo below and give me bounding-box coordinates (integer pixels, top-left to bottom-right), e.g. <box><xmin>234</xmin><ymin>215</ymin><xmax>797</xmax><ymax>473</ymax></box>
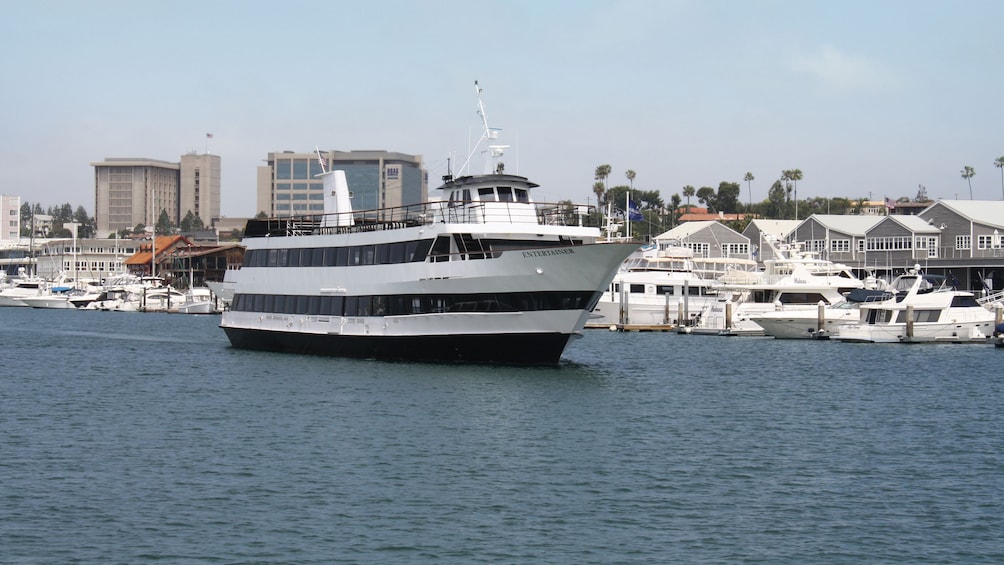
<box><xmin>243</xmin><ymin>200</ymin><xmax>599</xmax><ymax>238</ymax></box>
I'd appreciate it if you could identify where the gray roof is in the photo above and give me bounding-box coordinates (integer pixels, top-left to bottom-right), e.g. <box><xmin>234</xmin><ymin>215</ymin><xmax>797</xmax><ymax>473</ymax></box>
<box><xmin>800</xmin><ymin>214</ymin><xmax>882</xmax><ymax>235</ymax></box>
<box><xmin>885</xmin><ymin>214</ymin><xmax>941</xmax><ymax>233</ymax></box>
<box><xmin>928</xmin><ymin>200</ymin><xmax>1004</xmax><ymax>229</ymax></box>
<box><xmin>654</xmin><ymin>221</ymin><xmax>737</xmax><ymax>240</ymax></box>
<box><xmin>744</xmin><ymin>219</ymin><xmax>799</xmax><ymax>240</ymax></box>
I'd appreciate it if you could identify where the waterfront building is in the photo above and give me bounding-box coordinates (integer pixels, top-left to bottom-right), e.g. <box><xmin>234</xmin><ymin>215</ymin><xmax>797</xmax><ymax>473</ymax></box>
<box><xmin>92</xmin><ymin>153</ymin><xmax>221</xmax><ymax>237</ymax></box>
<box><xmin>256</xmin><ymin>150</ymin><xmax>426</xmax><ymax>217</ymax></box>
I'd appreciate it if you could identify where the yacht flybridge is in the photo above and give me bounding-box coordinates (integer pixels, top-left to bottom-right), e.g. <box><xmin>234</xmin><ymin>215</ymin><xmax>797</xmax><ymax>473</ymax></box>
<box><xmin>219</xmin><ymin>82</ymin><xmax>638</xmax><ymax>364</ymax></box>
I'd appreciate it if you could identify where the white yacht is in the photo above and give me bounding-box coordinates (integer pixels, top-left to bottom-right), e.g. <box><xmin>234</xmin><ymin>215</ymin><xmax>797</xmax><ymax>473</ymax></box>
<box><xmin>833</xmin><ymin>267</ymin><xmax>1000</xmax><ymax>343</ymax></box>
<box><xmin>689</xmin><ymin>243</ymin><xmax>865</xmax><ymax>336</ymax></box>
<box><xmin>589</xmin><ymin>246</ymin><xmax>736</xmax><ymax>327</ymax></box>
<box><xmin>218</xmin><ymin>83</ymin><xmax>638</xmax><ymax>365</ymax></box>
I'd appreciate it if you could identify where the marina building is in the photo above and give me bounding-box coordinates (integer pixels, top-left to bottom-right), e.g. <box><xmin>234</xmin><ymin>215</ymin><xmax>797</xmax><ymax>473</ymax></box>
<box><xmin>256</xmin><ymin>150</ymin><xmax>426</xmax><ymax>217</ymax></box>
<box><xmin>92</xmin><ymin>153</ymin><xmax>221</xmax><ymax>237</ymax></box>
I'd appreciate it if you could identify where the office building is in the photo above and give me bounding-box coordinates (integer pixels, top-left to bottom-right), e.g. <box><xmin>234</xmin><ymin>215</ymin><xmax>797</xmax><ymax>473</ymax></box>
<box><xmin>92</xmin><ymin>153</ymin><xmax>221</xmax><ymax>237</ymax></box>
<box><xmin>256</xmin><ymin>150</ymin><xmax>426</xmax><ymax>217</ymax></box>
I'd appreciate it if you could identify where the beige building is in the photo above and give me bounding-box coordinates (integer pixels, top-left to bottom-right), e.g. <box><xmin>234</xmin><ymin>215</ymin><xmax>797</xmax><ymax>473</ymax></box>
<box><xmin>1</xmin><ymin>194</ymin><xmax>20</xmax><ymax>241</ymax></box>
<box><xmin>92</xmin><ymin>153</ymin><xmax>221</xmax><ymax>237</ymax></box>
<box><xmin>256</xmin><ymin>150</ymin><xmax>426</xmax><ymax>217</ymax></box>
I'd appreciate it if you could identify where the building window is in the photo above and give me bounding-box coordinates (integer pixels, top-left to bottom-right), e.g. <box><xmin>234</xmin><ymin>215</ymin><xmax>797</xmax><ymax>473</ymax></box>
<box><xmin>276</xmin><ymin>160</ymin><xmax>291</xmax><ymax>180</ymax></box>
<box><xmin>956</xmin><ymin>235</ymin><xmax>971</xmax><ymax>250</ymax></box>
<box><xmin>830</xmin><ymin>239</ymin><xmax>850</xmax><ymax>252</ymax></box>
<box><xmin>293</xmin><ymin>159</ymin><xmax>309</xmax><ymax>179</ymax></box>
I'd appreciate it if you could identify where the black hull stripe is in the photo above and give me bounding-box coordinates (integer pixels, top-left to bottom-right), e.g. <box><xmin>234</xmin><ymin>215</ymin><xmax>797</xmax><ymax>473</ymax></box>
<box><xmin>222</xmin><ymin>327</ymin><xmax>572</xmax><ymax>366</ymax></box>
<box><xmin>231</xmin><ymin>290</ymin><xmax>602</xmax><ymax>317</ymax></box>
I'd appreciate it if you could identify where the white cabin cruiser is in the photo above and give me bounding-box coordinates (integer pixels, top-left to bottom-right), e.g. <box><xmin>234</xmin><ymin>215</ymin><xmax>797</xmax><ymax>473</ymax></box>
<box><xmin>833</xmin><ymin>267</ymin><xmax>999</xmax><ymax>343</ymax></box>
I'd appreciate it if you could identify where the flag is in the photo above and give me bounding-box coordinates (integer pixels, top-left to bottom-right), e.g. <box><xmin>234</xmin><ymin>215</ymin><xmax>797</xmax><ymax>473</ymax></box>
<box><xmin>628</xmin><ymin>199</ymin><xmax>643</xmax><ymax>221</ymax></box>
<box><xmin>206</xmin><ymin>133</ymin><xmax>214</xmax><ymax>139</ymax></box>
<box><xmin>884</xmin><ymin>196</ymin><xmax>896</xmax><ymax>210</ymax></box>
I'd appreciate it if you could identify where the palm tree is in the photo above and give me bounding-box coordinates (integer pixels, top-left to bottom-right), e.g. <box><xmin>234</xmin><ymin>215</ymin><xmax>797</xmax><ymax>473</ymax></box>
<box><xmin>592</xmin><ymin>181</ymin><xmax>605</xmax><ymax>207</ymax></box>
<box><xmin>782</xmin><ymin>169</ymin><xmax>803</xmax><ymax>220</ymax></box>
<box><xmin>594</xmin><ymin>164</ymin><xmax>612</xmax><ymax>191</ymax></box>
<box><xmin>743</xmin><ymin>172</ymin><xmax>754</xmax><ymax>210</ymax></box>
<box><xmin>682</xmin><ymin>185</ymin><xmax>695</xmax><ymax>213</ymax></box>
<box><xmin>961</xmin><ymin>165</ymin><xmax>975</xmax><ymax>199</ymax></box>
<box><xmin>625</xmin><ymin>169</ymin><xmax>636</xmax><ymax>190</ymax></box>
<box><xmin>994</xmin><ymin>157</ymin><xmax>1004</xmax><ymax>200</ymax></box>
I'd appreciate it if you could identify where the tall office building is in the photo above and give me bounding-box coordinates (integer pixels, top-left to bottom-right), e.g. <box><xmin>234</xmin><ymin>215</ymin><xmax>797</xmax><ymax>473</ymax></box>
<box><xmin>92</xmin><ymin>154</ymin><xmax>221</xmax><ymax>236</ymax></box>
<box><xmin>1</xmin><ymin>194</ymin><xmax>20</xmax><ymax>241</ymax></box>
<box><xmin>256</xmin><ymin>150</ymin><xmax>426</xmax><ymax>217</ymax></box>
<box><xmin>179</xmin><ymin>153</ymin><xmax>221</xmax><ymax>228</ymax></box>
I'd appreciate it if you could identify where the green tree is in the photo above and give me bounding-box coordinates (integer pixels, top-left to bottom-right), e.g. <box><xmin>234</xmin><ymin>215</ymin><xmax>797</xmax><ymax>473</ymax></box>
<box><xmin>767</xmin><ymin>180</ymin><xmax>786</xmax><ymax>218</ymax></box>
<box><xmin>73</xmin><ymin>206</ymin><xmax>95</xmax><ymax>238</ymax></box>
<box><xmin>961</xmin><ymin>165</ymin><xmax>975</xmax><ymax>199</ymax></box>
<box><xmin>696</xmin><ymin>186</ymin><xmax>717</xmax><ymax>211</ymax></box>
<box><xmin>716</xmin><ymin>181</ymin><xmax>741</xmax><ymax>213</ymax></box>
<box><xmin>156</xmin><ymin>209</ymin><xmax>173</xmax><ymax>235</ymax></box>
<box><xmin>594</xmin><ymin>164</ymin><xmax>612</xmax><ymax>197</ymax></box>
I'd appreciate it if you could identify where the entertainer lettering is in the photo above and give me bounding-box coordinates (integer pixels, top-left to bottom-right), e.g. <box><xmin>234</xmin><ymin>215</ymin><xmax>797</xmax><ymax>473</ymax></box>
<box><xmin>522</xmin><ymin>248</ymin><xmax>575</xmax><ymax>258</ymax></box>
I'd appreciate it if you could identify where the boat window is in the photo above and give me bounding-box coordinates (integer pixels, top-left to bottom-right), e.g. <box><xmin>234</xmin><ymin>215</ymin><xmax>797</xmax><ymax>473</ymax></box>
<box><xmin>778</xmin><ymin>292</ymin><xmax>829</xmax><ymax>304</ymax></box>
<box><xmin>515</xmin><ymin>188</ymin><xmax>529</xmax><ymax>203</ymax></box>
<box><xmin>657</xmin><ymin>285</ymin><xmax>675</xmax><ymax>295</ymax></box>
<box><xmin>344</xmin><ymin>296</ymin><xmax>358</xmax><ymax>316</ymax></box>
<box><xmin>478</xmin><ymin>187</ymin><xmax>496</xmax><ymax>201</ymax></box>
<box><xmin>497</xmin><ymin>187</ymin><xmax>514</xmax><ymax>202</ymax></box>
<box><xmin>463</xmin><ymin>189</ymin><xmax>472</xmax><ymax>202</ymax></box>
<box><xmin>311</xmin><ymin>248</ymin><xmax>323</xmax><ymax>266</ymax></box>
<box><xmin>629</xmin><ymin>284</ymin><xmax>645</xmax><ymax>293</ymax></box>
<box><xmin>323</xmin><ymin>247</ymin><xmax>337</xmax><ymax>266</ymax></box>
<box><xmin>335</xmin><ymin>247</ymin><xmax>349</xmax><ymax>266</ymax></box>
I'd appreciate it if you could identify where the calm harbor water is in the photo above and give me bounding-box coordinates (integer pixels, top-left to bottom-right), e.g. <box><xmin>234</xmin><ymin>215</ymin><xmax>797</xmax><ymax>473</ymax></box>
<box><xmin>1</xmin><ymin>307</ymin><xmax>1001</xmax><ymax>564</ymax></box>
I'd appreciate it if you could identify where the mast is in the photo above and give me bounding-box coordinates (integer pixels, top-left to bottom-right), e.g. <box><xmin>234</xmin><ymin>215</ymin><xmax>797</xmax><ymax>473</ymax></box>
<box><xmin>457</xmin><ymin>80</ymin><xmax>509</xmax><ymax>176</ymax></box>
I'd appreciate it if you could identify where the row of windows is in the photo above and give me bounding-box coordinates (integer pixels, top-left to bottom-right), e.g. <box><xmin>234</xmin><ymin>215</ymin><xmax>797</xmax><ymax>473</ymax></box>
<box><xmin>231</xmin><ymin>291</ymin><xmax>597</xmax><ymax>316</ymax></box>
<box><xmin>275</xmin><ymin>193</ymin><xmax>325</xmax><ymax>201</ymax></box>
<box><xmin>243</xmin><ymin>239</ymin><xmax>436</xmax><ymax>268</ymax></box>
<box><xmin>618</xmin><ymin>283</ymin><xmax>717</xmax><ymax>296</ymax></box>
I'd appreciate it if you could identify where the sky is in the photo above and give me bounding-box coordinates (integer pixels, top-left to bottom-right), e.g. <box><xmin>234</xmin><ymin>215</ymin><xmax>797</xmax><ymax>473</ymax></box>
<box><xmin>2</xmin><ymin>0</ymin><xmax>1003</xmax><ymax>218</ymax></box>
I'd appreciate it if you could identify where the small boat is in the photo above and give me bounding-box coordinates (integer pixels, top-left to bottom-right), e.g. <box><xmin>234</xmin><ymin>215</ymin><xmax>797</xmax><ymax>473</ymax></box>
<box><xmin>176</xmin><ymin>287</ymin><xmax>219</xmax><ymax>314</ymax></box>
<box><xmin>833</xmin><ymin>266</ymin><xmax>1000</xmax><ymax>343</ymax></box>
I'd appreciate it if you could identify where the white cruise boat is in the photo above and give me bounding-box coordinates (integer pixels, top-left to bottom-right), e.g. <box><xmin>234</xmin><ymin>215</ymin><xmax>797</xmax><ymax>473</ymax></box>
<box><xmin>833</xmin><ymin>267</ymin><xmax>1000</xmax><ymax>343</ymax></box>
<box><xmin>219</xmin><ymin>84</ymin><xmax>638</xmax><ymax>365</ymax></box>
<box><xmin>689</xmin><ymin>243</ymin><xmax>865</xmax><ymax>336</ymax></box>
<box><xmin>589</xmin><ymin>246</ymin><xmax>735</xmax><ymax>327</ymax></box>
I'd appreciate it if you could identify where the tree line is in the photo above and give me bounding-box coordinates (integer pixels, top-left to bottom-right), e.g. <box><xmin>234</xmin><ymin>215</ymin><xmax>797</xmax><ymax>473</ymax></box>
<box><xmin>20</xmin><ymin>202</ymin><xmax>207</xmax><ymax>239</ymax></box>
<box><xmin>585</xmin><ymin>165</ymin><xmax>937</xmax><ymax>240</ymax></box>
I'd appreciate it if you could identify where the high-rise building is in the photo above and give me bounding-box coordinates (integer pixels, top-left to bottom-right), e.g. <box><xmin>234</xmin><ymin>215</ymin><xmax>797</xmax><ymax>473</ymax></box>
<box><xmin>180</xmin><ymin>153</ymin><xmax>221</xmax><ymax>229</ymax></box>
<box><xmin>1</xmin><ymin>194</ymin><xmax>20</xmax><ymax>241</ymax></box>
<box><xmin>256</xmin><ymin>150</ymin><xmax>426</xmax><ymax>217</ymax></box>
<box><xmin>92</xmin><ymin>154</ymin><xmax>221</xmax><ymax>236</ymax></box>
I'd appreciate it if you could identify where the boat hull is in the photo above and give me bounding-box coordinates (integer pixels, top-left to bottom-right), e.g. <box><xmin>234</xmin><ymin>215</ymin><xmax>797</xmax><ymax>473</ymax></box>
<box><xmin>222</xmin><ymin>326</ymin><xmax>573</xmax><ymax>365</ymax></box>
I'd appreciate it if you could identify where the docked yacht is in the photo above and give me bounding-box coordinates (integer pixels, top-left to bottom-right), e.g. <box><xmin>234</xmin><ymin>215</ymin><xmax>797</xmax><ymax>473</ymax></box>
<box><xmin>219</xmin><ymin>83</ymin><xmax>638</xmax><ymax>365</ymax></box>
<box><xmin>589</xmin><ymin>246</ymin><xmax>738</xmax><ymax>327</ymax></box>
<box><xmin>833</xmin><ymin>267</ymin><xmax>999</xmax><ymax>343</ymax></box>
<box><xmin>689</xmin><ymin>242</ymin><xmax>865</xmax><ymax>336</ymax></box>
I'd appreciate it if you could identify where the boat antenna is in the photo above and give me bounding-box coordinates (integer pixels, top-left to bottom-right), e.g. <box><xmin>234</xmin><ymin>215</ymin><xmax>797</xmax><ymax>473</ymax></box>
<box><xmin>315</xmin><ymin>146</ymin><xmax>327</xmax><ymax>174</ymax></box>
<box><xmin>457</xmin><ymin>80</ymin><xmax>509</xmax><ymax>176</ymax></box>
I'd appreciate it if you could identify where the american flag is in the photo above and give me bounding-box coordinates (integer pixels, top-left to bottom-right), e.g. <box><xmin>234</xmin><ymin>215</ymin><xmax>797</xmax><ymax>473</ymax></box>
<box><xmin>206</xmin><ymin>133</ymin><xmax>213</xmax><ymax>139</ymax></box>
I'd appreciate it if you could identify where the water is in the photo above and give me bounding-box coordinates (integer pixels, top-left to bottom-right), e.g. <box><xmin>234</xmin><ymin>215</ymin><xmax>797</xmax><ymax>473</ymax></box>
<box><xmin>2</xmin><ymin>308</ymin><xmax>1001</xmax><ymax>564</ymax></box>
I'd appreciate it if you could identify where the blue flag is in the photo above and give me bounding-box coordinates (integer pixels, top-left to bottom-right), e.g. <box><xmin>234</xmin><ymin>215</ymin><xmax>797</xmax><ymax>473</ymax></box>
<box><xmin>628</xmin><ymin>199</ymin><xmax>643</xmax><ymax>221</ymax></box>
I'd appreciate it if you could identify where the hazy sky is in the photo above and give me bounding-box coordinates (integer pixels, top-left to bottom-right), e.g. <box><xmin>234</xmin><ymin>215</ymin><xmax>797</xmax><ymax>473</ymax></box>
<box><xmin>2</xmin><ymin>0</ymin><xmax>1002</xmax><ymax>217</ymax></box>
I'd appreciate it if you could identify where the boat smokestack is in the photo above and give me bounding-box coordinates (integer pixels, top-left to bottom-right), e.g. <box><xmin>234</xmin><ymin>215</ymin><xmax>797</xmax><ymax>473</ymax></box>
<box><xmin>319</xmin><ymin>169</ymin><xmax>354</xmax><ymax>227</ymax></box>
